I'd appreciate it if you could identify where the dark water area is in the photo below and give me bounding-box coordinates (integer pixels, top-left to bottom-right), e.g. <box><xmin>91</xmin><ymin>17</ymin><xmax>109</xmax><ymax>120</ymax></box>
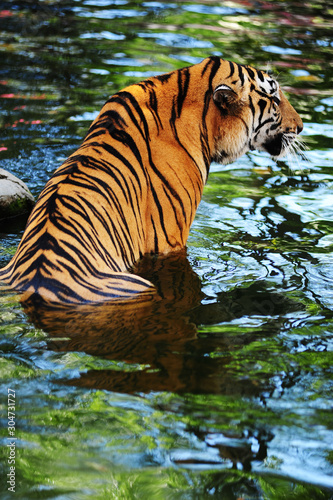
<box><xmin>0</xmin><ymin>1</ymin><xmax>333</xmax><ymax>498</ymax></box>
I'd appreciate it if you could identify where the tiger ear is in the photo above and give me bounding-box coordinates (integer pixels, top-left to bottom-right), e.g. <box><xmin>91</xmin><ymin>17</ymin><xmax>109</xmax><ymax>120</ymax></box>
<box><xmin>213</xmin><ymin>84</ymin><xmax>237</xmax><ymax>108</ymax></box>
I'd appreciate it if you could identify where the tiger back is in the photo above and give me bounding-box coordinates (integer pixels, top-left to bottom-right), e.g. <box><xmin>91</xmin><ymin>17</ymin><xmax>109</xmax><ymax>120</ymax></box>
<box><xmin>0</xmin><ymin>56</ymin><xmax>303</xmax><ymax>304</ymax></box>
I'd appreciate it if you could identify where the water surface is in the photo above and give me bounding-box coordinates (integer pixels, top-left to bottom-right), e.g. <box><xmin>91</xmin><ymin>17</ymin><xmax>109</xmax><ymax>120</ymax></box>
<box><xmin>0</xmin><ymin>1</ymin><xmax>332</xmax><ymax>498</ymax></box>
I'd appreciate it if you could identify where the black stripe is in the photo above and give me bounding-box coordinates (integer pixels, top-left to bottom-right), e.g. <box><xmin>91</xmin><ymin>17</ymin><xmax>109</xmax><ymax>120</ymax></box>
<box><xmin>107</xmin><ymin>93</ymin><xmax>147</xmax><ymax>142</ymax></box>
<box><xmin>245</xmin><ymin>66</ymin><xmax>255</xmax><ymax>80</ymax></box>
<box><xmin>148</xmin><ymin>88</ymin><xmax>163</xmax><ymax>131</ymax></box>
<box><xmin>128</xmin><ymin>177</ymin><xmax>145</xmax><ymax>242</ymax></box>
<box><xmin>61</xmin><ymin>199</ymin><xmax>114</xmax><ymax>260</ymax></box>
<box><xmin>150</xmin><ymin>183</ymin><xmax>177</xmax><ymax>248</ymax></box>
<box><xmin>248</xmin><ymin>95</ymin><xmax>255</xmax><ymax>118</ymax></box>
<box><xmin>154</xmin><ymin>72</ymin><xmax>173</xmax><ymax>84</ymax></box>
<box><xmin>169</xmin><ymin>103</ymin><xmax>204</xmax><ymax>184</ymax></box>
<box><xmin>255</xmin><ymin>117</ymin><xmax>275</xmax><ymax>134</ymax></box>
<box><xmin>227</xmin><ymin>60</ymin><xmax>235</xmax><ymax>79</ymax></box>
<box><xmin>151</xmin><ymin>215</ymin><xmax>159</xmax><ymax>253</ymax></box>
<box><xmin>258</xmin><ymin>99</ymin><xmax>267</xmax><ymax>122</ymax></box>
<box><xmin>201</xmin><ymin>56</ymin><xmax>222</xmax><ymax>175</ymax></box>
<box><xmin>269</xmin><ymin>120</ymin><xmax>282</xmax><ymax>132</ymax></box>
<box><xmin>54</xmin><ymin>182</ymin><xmax>127</xmax><ymax>258</ymax></box>
<box><xmin>138</xmin><ymin>79</ymin><xmax>156</xmax><ymax>91</ymax></box>
<box><xmin>85</xmin><ymin>110</ymin><xmax>127</xmax><ymax>140</ymax></box>
<box><xmin>97</xmin><ymin>142</ymin><xmax>144</xmax><ymax>196</ymax></box>
<box><xmin>255</xmin><ymin>89</ymin><xmax>273</xmax><ymax>100</ymax></box>
<box><xmin>237</xmin><ymin>64</ymin><xmax>245</xmax><ymax>86</ymax></box>
<box><xmin>102</xmin><ymin>131</ymin><xmax>148</xmax><ymax>186</ymax></box>
<box><xmin>84</xmin><ymin>129</ymin><xmax>105</xmax><ymax>141</ymax></box>
<box><xmin>109</xmin><ymin>91</ymin><xmax>151</xmax><ymax>142</ymax></box>
<box><xmin>202</xmin><ymin>56</ymin><xmax>221</xmax><ymax>77</ymax></box>
<box><xmin>162</xmin><ymin>184</ymin><xmax>183</xmax><ymax>232</ymax></box>
<box><xmin>166</xmin><ymin>162</ymin><xmax>195</xmax><ymax>221</ymax></box>
<box><xmin>63</xmin><ymin>196</ymin><xmax>130</xmax><ymax>269</ymax></box>
<box><xmin>257</xmin><ymin>70</ymin><xmax>265</xmax><ymax>82</ymax></box>
<box><xmin>177</xmin><ymin>67</ymin><xmax>190</xmax><ymax>118</ymax></box>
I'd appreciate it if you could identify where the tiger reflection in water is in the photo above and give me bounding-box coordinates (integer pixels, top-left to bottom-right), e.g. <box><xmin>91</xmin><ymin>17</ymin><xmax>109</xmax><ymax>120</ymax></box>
<box><xmin>23</xmin><ymin>249</ymin><xmax>204</xmax><ymax>393</ymax></box>
<box><xmin>20</xmin><ymin>249</ymin><xmax>300</xmax><ymax>472</ymax></box>
<box><xmin>21</xmin><ymin>247</ymin><xmax>302</xmax><ymax>395</ymax></box>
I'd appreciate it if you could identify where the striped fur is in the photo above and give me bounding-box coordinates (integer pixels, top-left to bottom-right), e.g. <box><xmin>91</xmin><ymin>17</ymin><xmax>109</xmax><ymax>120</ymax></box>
<box><xmin>0</xmin><ymin>57</ymin><xmax>303</xmax><ymax>303</ymax></box>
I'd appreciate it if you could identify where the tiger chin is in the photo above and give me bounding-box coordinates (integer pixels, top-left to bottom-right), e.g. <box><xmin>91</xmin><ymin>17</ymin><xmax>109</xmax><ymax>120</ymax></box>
<box><xmin>0</xmin><ymin>56</ymin><xmax>303</xmax><ymax>304</ymax></box>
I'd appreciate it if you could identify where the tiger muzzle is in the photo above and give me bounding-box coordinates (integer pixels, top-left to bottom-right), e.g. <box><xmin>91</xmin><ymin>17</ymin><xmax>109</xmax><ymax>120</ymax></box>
<box><xmin>264</xmin><ymin>133</ymin><xmax>285</xmax><ymax>157</ymax></box>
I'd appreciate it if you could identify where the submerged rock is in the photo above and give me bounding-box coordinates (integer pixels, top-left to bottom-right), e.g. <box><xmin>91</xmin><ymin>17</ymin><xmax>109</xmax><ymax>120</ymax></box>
<box><xmin>0</xmin><ymin>168</ymin><xmax>35</xmax><ymax>220</ymax></box>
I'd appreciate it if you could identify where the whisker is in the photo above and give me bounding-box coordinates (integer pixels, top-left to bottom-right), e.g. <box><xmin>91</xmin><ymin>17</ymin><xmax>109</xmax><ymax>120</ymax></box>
<box><xmin>280</xmin><ymin>133</ymin><xmax>310</xmax><ymax>174</ymax></box>
<box><xmin>295</xmin><ymin>136</ymin><xmax>309</xmax><ymax>162</ymax></box>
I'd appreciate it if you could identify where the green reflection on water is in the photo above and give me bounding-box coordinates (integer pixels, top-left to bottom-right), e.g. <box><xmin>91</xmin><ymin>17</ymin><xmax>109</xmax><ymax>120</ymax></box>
<box><xmin>0</xmin><ymin>0</ymin><xmax>333</xmax><ymax>498</ymax></box>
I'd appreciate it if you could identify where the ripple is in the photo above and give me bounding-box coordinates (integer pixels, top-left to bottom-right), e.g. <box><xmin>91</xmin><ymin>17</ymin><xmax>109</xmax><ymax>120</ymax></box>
<box><xmin>138</xmin><ymin>32</ymin><xmax>214</xmax><ymax>48</ymax></box>
<box><xmin>182</xmin><ymin>4</ymin><xmax>248</xmax><ymax>15</ymax></box>
<box><xmin>73</xmin><ymin>6</ymin><xmax>146</xmax><ymax>18</ymax></box>
<box><xmin>80</xmin><ymin>31</ymin><xmax>126</xmax><ymax>40</ymax></box>
<box><xmin>262</xmin><ymin>45</ymin><xmax>302</xmax><ymax>55</ymax></box>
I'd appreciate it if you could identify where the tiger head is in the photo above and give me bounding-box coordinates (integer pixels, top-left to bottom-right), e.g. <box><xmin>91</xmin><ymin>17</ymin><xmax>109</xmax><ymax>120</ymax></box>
<box><xmin>208</xmin><ymin>58</ymin><xmax>303</xmax><ymax>165</ymax></box>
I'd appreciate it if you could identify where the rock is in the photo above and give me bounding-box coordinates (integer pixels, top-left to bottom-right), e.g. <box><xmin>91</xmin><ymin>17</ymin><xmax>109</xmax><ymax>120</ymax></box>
<box><xmin>0</xmin><ymin>168</ymin><xmax>35</xmax><ymax>220</ymax></box>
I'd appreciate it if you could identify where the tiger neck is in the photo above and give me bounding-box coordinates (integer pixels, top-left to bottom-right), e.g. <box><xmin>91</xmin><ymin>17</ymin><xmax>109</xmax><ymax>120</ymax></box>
<box><xmin>81</xmin><ymin>74</ymin><xmax>213</xmax><ymax>257</ymax></box>
<box><xmin>135</xmin><ymin>75</ymin><xmax>213</xmax><ymax>183</ymax></box>
<box><xmin>133</xmin><ymin>78</ymin><xmax>212</xmax><ymax>254</ymax></box>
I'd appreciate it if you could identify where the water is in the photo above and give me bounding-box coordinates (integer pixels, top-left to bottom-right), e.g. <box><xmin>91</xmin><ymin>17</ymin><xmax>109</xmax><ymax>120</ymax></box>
<box><xmin>0</xmin><ymin>1</ymin><xmax>333</xmax><ymax>498</ymax></box>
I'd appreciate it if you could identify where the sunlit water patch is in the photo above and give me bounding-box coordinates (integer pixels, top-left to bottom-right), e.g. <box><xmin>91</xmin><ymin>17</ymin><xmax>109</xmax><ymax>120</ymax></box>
<box><xmin>0</xmin><ymin>0</ymin><xmax>333</xmax><ymax>498</ymax></box>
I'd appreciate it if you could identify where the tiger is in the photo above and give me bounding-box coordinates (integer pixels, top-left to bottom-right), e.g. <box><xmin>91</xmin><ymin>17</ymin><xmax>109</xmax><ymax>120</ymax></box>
<box><xmin>0</xmin><ymin>56</ymin><xmax>303</xmax><ymax>304</ymax></box>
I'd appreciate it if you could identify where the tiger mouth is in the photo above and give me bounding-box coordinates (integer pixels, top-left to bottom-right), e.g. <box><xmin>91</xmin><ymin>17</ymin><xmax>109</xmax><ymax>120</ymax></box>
<box><xmin>264</xmin><ymin>133</ymin><xmax>284</xmax><ymax>157</ymax></box>
<box><xmin>264</xmin><ymin>132</ymin><xmax>299</xmax><ymax>158</ymax></box>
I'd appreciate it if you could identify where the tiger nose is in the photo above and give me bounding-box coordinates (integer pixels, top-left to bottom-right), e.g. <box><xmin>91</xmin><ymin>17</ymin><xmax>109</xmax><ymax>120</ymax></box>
<box><xmin>296</xmin><ymin>115</ymin><xmax>303</xmax><ymax>134</ymax></box>
<box><xmin>286</xmin><ymin>118</ymin><xmax>303</xmax><ymax>135</ymax></box>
